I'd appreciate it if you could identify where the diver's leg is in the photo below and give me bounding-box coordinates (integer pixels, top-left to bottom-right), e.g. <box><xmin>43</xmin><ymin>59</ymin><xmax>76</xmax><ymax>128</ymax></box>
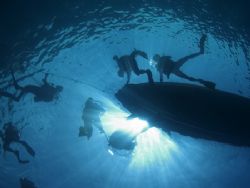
<box><xmin>94</xmin><ymin>119</ymin><xmax>104</xmax><ymax>133</ymax></box>
<box><xmin>42</xmin><ymin>73</ymin><xmax>49</xmax><ymax>84</ymax></box>
<box><xmin>173</xmin><ymin>70</ymin><xmax>201</xmax><ymax>82</ymax></box>
<box><xmin>126</xmin><ymin>70</ymin><xmax>131</xmax><ymax>84</ymax></box>
<box><xmin>146</xmin><ymin>69</ymin><xmax>154</xmax><ymax>83</ymax></box>
<box><xmin>3</xmin><ymin>143</ymin><xmax>29</xmax><ymax>164</ymax></box>
<box><xmin>131</xmin><ymin>59</ymin><xmax>153</xmax><ymax>83</ymax></box>
<box><xmin>88</xmin><ymin>126</ymin><xmax>93</xmax><ymax>140</ymax></box>
<box><xmin>175</xmin><ymin>35</ymin><xmax>207</xmax><ymax>70</ymax></box>
<box><xmin>175</xmin><ymin>52</ymin><xmax>202</xmax><ymax>70</ymax></box>
<box><xmin>17</xmin><ymin>140</ymin><xmax>35</xmax><ymax>157</ymax></box>
<box><xmin>160</xmin><ymin>72</ymin><xmax>164</xmax><ymax>82</ymax></box>
<box><xmin>174</xmin><ymin>70</ymin><xmax>215</xmax><ymax>89</ymax></box>
<box><xmin>133</xmin><ymin>68</ymin><xmax>154</xmax><ymax>83</ymax></box>
<box><xmin>84</xmin><ymin>120</ymin><xmax>93</xmax><ymax>140</ymax></box>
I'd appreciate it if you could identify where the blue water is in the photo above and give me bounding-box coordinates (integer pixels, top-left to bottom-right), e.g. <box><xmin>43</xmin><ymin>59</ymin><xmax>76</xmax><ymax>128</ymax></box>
<box><xmin>1</xmin><ymin>0</ymin><xmax>250</xmax><ymax>187</ymax></box>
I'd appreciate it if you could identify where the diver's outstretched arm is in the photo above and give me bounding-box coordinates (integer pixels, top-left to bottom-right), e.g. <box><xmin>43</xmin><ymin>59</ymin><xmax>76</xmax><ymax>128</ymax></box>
<box><xmin>3</xmin><ymin>144</ymin><xmax>29</xmax><ymax>164</ymax></box>
<box><xmin>17</xmin><ymin>140</ymin><xmax>35</xmax><ymax>157</ymax></box>
<box><xmin>42</xmin><ymin>73</ymin><xmax>49</xmax><ymax>84</ymax></box>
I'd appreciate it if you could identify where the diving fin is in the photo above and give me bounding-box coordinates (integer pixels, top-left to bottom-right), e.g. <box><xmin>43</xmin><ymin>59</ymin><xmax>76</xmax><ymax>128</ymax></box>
<box><xmin>22</xmin><ymin>144</ymin><xmax>35</xmax><ymax>157</ymax></box>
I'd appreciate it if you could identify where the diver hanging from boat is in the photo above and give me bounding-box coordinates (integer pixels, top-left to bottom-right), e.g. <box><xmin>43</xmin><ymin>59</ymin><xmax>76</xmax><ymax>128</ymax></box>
<box><xmin>153</xmin><ymin>34</ymin><xmax>216</xmax><ymax>89</ymax></box>
<box><xmin>113</xmin><ymin>49</ymin><xmax>154</xmax><ymax>84</ymax></box>
<box><xmin>0</xmin><ymin>122</ymin><xmax>35</xmax><ymax>164</ymax></box>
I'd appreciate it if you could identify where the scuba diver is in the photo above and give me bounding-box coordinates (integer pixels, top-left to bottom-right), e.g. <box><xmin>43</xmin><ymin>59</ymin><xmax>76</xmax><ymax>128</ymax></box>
<box><xmin>0</xmin><ymin>122</ymin><xmax>35</xmax><ymax>164</ymax></box>
<box><xmin>113</xmin><ymin>49</ymin><xmax>154</xmax><ymax>84</ymax></box>
<box><xmin>11</xmin><ymin>71</ymin><xmax>63</xmax><ymax>102</ymax></box>
<box><xmin>79</xmin><ymin>98</ymin><xmax>105</xmax><ymax>139</ymax></box>
<box><xmin>0</xmin><ymin>89</ymin><xmax>19</xmax><ymax>101</ymax></box>
<box><xmin>108</xmin><ymin>129</ymin><xmax>139</xmax><ymax>151</ymax></box>
<box><xmin>153</xmin><ymin>34</ymin><xmax>216</xmax><ymax>89</ymax></box>
<box><xmin>20</xmin><ymin>178</ymin><xmax>37</xmax><ymax>188</ymax></box>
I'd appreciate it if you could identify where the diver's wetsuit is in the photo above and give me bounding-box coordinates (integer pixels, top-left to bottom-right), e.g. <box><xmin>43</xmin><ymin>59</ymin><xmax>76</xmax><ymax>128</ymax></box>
<box><xmin>0</xmin><ymin>123</ymin><xmax>35</xmax><ymax>164</ymax></box>
<box><xmin>113</xmin><ymin>49</ymin><xmax>154</xmax><ymax>84</ymax></box>
<box><xmin>79</xmin><ymin>98</ymin><xmax>105</xmax><ymax>139</ymax></box>
<box><xmin>154</xmin><ymin>34</ymin><xmax>215</xmax><ymax>89</ymax></box>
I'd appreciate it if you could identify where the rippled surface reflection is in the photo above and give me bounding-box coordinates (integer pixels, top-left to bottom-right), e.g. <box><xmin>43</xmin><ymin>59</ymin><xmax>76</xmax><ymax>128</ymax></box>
<box><xmin>0</xmin><ymin>1</ymin><xmax>250</xmax><ymax>188</ymax></box>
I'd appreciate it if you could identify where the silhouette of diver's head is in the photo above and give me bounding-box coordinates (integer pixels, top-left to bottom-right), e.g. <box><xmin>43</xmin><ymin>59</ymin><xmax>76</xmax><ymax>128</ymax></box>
<box><xmin>153</xmin><ymin>54</ymin><xmax>172</xmax><ymax>62</ymax></box>
<box><xmin>153</xmin><ymin>54</ymin><xmax>160</xmax><ymax>63</ymax></box>
<box><xmin>113</xmin><ymin>55</ymin><xmax>119</xmax><ymax>61</ymax></box>
<box><xmin>86</xmin><ymin>97</ymin><xmax>105</xmax><ymax>113</ymax></box>
<box><xmin>86</xmin><ymin>97</ymin><xmax>94</xmax><ymax>105</ymax></box>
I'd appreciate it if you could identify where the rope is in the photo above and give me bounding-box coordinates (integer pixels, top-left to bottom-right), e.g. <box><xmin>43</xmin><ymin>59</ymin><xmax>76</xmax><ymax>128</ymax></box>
<box><xmin>28</xmin><ymin>64</ymin><xmax>102</xmax><ymax>91</ymax></box>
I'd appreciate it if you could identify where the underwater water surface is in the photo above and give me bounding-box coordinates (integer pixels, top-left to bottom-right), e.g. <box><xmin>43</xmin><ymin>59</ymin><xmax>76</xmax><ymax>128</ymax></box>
<box><xmin>0</xmin><ymin>0</ymin><xmax>250</xmax><ymax>188</ymax></box>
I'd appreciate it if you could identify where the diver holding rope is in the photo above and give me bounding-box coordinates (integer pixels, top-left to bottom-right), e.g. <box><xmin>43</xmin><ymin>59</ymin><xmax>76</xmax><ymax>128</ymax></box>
<box><xmin>11</xmin><ymin>70</ymin><xmax>63</xmax><ymax>102</ymax></box>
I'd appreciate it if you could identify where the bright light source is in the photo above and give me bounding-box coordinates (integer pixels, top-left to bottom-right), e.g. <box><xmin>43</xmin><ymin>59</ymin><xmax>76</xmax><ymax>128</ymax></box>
<box><xmin>149</xmin><ymin>59</ymin><xmax>155</xmax><ymax>66</ymax></box>
<box><xmin>129</xmin><ymin>127</ymin><xmax>178</xmax><ymax>168</ymax></box>
<box><xmin>100</xmin><ymin>111</ymin><xmax>149</xmax><ymax>137</ymax></box>
<box><xmin>101</xmin><ymin>110</ymin><xmax>178</xmax><ymax>167</ymax></box>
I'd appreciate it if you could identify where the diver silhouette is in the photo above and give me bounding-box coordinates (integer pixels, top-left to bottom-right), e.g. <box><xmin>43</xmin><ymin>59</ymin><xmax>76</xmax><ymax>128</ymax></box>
<box><xmin>153</xmin><ymin>34</ymin><xmax>216</xmax><ymax>89</ymax></box>
<box><xmin>79</xmin><ymin>98</ymin><xmax>105</xmax><ymax>140</ymax></box>
<box><xmin>113</xmin><ymin>49</ymin><xmax>154</xmax><ymax>84</ymax></box>
<box><xmin>11</xmin><ymin>71</ymin><xmax>63</xmax><ymax>102</ymax></box>
<box><xmin>20</xmin><ymin>178</ymin><xmax>37</xmax><ymax>188</ymax></box>
<box><xmin>0</xmin><ymin>89</ymin><xmax>19</xmax><ymax>101</ymax></box>
<box><xmin>108</xmin><ymin>125</ymin><xmax>150</xmax><ymax>151</ymax></box>
<box><xmin>0</xmin><ymin>122</ymin><xmax>35</xmax><ymax>164</ymax></box>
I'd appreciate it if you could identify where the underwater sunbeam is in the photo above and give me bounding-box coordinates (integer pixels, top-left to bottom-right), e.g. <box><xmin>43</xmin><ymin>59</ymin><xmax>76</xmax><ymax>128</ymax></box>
<box><xmin>130</xmin><ymin>127</ymin><xmax>178</xmax><ymax>168</ymax></box>
<box><xmin>101</xmin><ymin>109</ymin><xmax>178</xmax><ymax>166</ymax></box>
<box><xmin>101</xmin><ymin>111</ymin><xmax>149</xmax><ymax>136</ymax></box>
